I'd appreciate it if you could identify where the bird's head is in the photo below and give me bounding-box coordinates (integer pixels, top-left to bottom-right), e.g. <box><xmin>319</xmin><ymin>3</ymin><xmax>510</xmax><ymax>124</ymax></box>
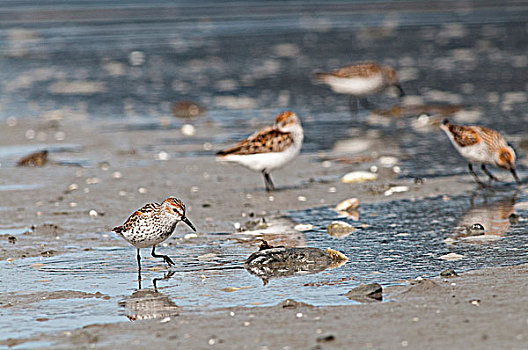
<box><xmin>496</xmin><ymin>146</ymin><xmax>517</xmax><ymax>170</ymax></box>
<box><xmin>275</xmin><ymin>111</ymin><xmax>301</xmax><ymax>132</ymax></box>
<box><xmin>163</xmin><ymin>197</ymin><xmax>196</xmax><ymax>231</ymax></box>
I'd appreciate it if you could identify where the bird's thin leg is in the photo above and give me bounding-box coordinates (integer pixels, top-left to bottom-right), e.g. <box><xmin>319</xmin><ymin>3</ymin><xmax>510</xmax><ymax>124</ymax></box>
<box><xmin>481</xmin><ymin>164</ymin><xmax>499</xmax><ymax>182</ymax></box>
<box><xmin>262</xmin><ymin>171</ymin><xmax>275</xmax><ymax>192</ymax></box>
<box><xmin>137</xmin><ymin>248</ymin><xmax>142</xmax><ymax>272</ymax></box>
<box><xmin>151</xmin><ymin>245</ymin><xmax>175</xmax><ymax>266</ymax></box>
<box><xmin>468</xmin><ymin>163</ymin><xmax>485</xmax><ymax>186</ymax></box>
<box><xmin>394</xmin><ymin>83</ymin><xmax>405</xmax><ymax>98</ymax></box>
<box><xmin>359</xmin><ymin>97</ymin><xmax>372</xmax><ymax>110</ymax></box>
<box><xmin>137</xmin><ymin>248</ymin><xmax>142</xmax><ymax>289</ymax></box>
<box><xmin>153</xmin><ymin>271</ymin><xmax>175</xmax><ymax>292</ymax></box>
<box><xmin>348</xmin><ymin>96</ymin><xmax>359</xmax><ymax>113</ymax></box>
<box><xmin>511</xmin><ymin>168</ymin><xmax>521</xmax><ymax>185</ymax></box>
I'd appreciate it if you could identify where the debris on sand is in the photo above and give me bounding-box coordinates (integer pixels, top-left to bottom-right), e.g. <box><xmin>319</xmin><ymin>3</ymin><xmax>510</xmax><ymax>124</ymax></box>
<box><xmin>171</xmin><ymin>100</ymin><xmax>206</xmax><ymax>118</ymax></box>
<box><xmin>17</xmin><ymin>150</ymin><xmax>48</xmax><ymax>167</ymax></box>
<box><xmin>440</xmin><ymin>269</ymin><xmax>458</xmax><ymax>277</ymax></box>
<box><xmin>245</xmin><ymin>243</ymin><xmax>348</xmax><ymax>285</ymax></box>
<box><xmin>279</xmin><ymin>299</ymin><xmax>313</xmax><ymax>309</ymax></box>
<box><xmin>346</xmin><ymin>283</ymin><xmax>383</xmax><ymax>302</ymax></box>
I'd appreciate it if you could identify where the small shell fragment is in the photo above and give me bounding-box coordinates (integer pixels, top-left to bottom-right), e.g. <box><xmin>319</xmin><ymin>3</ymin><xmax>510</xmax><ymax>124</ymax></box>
<box><xmin>294</xmin><ymin>224</ymin><xmax>314</xmax><ymax>231</ymax></box>
<box><xmin>439</xmin><ymin>253</ymin><xmax>465</xmax><ymax>261</ymax></box>
<box><xmin>334</xmin><ymin>198</ymin><xmax>359</xmax><ymax>212</ymax></box>
<box><xmin>341</xmin><ymin>171</ymin><xmax>378</xmax><ymax>183</ymax></box>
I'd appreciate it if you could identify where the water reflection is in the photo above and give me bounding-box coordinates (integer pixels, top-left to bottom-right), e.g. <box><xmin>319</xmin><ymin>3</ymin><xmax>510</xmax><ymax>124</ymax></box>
<box><xmin>244</xmin><ymin>245</ymin><xmax>347</xmax><ymax>285</ymax></box>
<box><xmin>451</xmin><ymin>193</ymin><xmax>517</xmax><ymax>243</ymax></box>
<box><xmin>120</xmin><ymin>271</ymin><xmax>179</xmax><ymax>321</ymax></box>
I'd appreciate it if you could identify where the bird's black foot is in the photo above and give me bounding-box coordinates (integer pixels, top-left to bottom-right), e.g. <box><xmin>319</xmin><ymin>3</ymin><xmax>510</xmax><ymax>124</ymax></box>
<box><xmin>151</xmin><ymin>246</ymin><xmax>175</xmax><ymax>267</ymax></box>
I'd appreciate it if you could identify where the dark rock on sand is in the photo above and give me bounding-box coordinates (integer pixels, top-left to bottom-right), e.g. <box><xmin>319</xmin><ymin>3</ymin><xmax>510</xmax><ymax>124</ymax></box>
<box><xmin>316</xmin><ymin>334</ymin><xmax>336</xmax><ymax>343</ymax></box>
<box><xmin>279</xmin><ymin>299</ymin><xmax>313</xmax><ymax>309</ymax></box>
<box><xmin>440</xmin><ymin>269</ymin><xmax>459</xmax><ymax>277</ymax></box>
<box><xmin>346</xmin><ymin>283</ymin><xmax>383</xmax><ymax>302</ymax></box>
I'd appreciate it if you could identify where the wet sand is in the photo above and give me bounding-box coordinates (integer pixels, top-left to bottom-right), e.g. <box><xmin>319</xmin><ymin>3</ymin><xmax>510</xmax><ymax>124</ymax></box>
<box><xmin>1</xmin><ymin>118</ymin><xmax>527</xmax><ymax>349</ymax></box>
<box><xmin>1</xmin><ymin>1</ymin><xmax>528</xmax><ymax>347</ymax></box>
<box><xmin>7</xmin><ymin>264</ymin><xmax>528</xmax><ymax>350</ymax></box>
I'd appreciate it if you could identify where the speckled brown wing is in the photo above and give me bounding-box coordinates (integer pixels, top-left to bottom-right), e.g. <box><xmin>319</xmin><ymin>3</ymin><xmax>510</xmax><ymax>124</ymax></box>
<box><xmin>113</xmin><ymin>202</ymin><xmax>160</xmax><ymax>234</ymax></box>
<box><xmin>476</xmin><ymin>126</ymin><xmax>506</xmax><ymax>149</ymax></box>
<box><xmin>217</xmin><ymin>127</ymin><xmax>294</xmax><ymax>155</ymax></box>
<box><xmin>331</xmin><ymin>63</ymin><xmax>381</xmax><ymax>78</ymax></box>
<box><xmin>448</xmin><ymin>124</ymin><xmax>480</xmax><ymax>147</ymax></box>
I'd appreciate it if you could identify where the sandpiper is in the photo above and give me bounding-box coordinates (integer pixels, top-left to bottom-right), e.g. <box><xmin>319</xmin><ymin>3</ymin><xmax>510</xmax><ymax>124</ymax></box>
<box><xmin>113</xmin><ymin>197</ymin><xmax>196</xmax><ymax>270</ymax></box>
<box><xmin>313</xmin><ymin>62</ymin><xmax>405</xmax><ymax>109</ymax></box>
<box><xmin>440</xmin><ymin>119</ymin><xmax>520</xmax><ymax>185</ymax></box>
<box><xmin>216</xmin><ymin>111</ymin><xmax>304</xmax><ymax>191</ymax></box>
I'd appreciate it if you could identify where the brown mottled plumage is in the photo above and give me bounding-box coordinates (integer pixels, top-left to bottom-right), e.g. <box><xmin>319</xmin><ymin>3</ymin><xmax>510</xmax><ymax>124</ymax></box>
<box><xmin>313</xmin><ymin>62</ymin><xmax>405</xmax><ymax>110</ymax></box>
<box><xmin>216</xmin><ymin>111</ymin><xmax>304</xmax><ymax>191</ymax></box>
<box><xmin>113</xmin><ymin>197</ymin><xmax>196</xmax><ymax>271</ymax></box>
<box><xmin>216</xmin><ymin>128</ymin><xmax>294</xmax><ymax>155</ymax></box>
<box><xmin>440</xmin><ymin>119</ymin><xmax>520</xmax><ymax>185</ymax></box>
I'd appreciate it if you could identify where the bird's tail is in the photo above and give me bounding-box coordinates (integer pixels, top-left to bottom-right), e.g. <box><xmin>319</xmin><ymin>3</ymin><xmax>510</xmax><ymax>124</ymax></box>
<box><xmin>312</xmin><ymin>72</ymin><xmax>329</xmax><ymax>83</ymax></box>
<box><xmin>112</xmin><ymin>225</ymin><xmax>124</xmax><ymax>235</ymax></box>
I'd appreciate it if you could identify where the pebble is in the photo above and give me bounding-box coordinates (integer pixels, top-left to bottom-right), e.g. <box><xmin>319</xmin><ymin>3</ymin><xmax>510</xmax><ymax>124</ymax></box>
<box><xmin>181</xmin><ymin>124</ymin><xmax>196</xmax><ymax>136</ymax></box>
<box><xmin>156</xmin><ymin>151</ymin><xmax>170</xmax><ymax>161</ymax></box>
<box><xmin>89</xmin><ymin>210</ymin><xmax>98</xmax><ymax>217</ymax></box>
<box><xmin>379</xmin><ymin>156</ymin><xmax>398</xmax><ymax>167</ymax></box>
<box><xmin>316</xmin><ymin>334</ymin><xmax>335</xmax><ymax>343</ymax></box>
<box><xmin>327</xmin><ymin>221</ymin><xmax>355</xmax><ymax>238</ymax></box>
<box><xmin>341</xmin><ymin>171</ymin><xmax>378</xmax><ymax>183</ymax></box>
<box><xmin>440</xmin><ymin>269</ymin><xmax>458</xmax><ymax>277</ymax></box>
<box><xmin>346</xmin><ymin>283</ymin><xmax>383</xmax><ymax>302</ymax></box>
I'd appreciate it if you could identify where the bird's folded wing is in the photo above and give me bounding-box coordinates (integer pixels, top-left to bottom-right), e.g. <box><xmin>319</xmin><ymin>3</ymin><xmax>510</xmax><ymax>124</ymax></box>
<box><xmin>217</xmin><ymin>127</ymin><xmax>294</xmax><ymax>155</ymax></box>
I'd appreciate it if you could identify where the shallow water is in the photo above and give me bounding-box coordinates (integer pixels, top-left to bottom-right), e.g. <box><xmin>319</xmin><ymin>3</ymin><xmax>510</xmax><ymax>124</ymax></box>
<box><xmin>1</xmin><ymin>1</ymin><xmax>527</xmax><ymax>179</ymax></box>
<box><xmin>1</xmin><ymin>0</ymin><xmax>528</xmax><ymax>343</ymax></box>
<box><xmin>1</xmin><ymin>189</ymin><xmax>527</xmax><ymax>340</ymax></box>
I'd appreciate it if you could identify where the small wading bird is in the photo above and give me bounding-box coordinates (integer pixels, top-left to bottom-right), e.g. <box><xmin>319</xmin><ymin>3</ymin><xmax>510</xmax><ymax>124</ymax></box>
<box><xmin>313</xmin><ymin>61</ymin><xmax>405</xmax><ymax>110</ymax></box>
<box><xmin>113</xmin><ymin>197</ymin><xmax>196</xmax><ymax>271</ymax></box>
<box><xmin>216</xmin><ymin>111</ymin><xmax>304</xmax><ymax>191</ymax></box>
<box><xmin>440</xmin><ymin>119</ymin><xmax>520</xmax><ymax>186</ymax></box>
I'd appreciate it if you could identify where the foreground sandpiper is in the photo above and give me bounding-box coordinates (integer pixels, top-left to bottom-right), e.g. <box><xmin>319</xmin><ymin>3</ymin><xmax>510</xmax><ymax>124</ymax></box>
<box><xmin>113</xmin><ymin>197</ymin><xmax>196</xmax><ymax>270</ymax></box>
<box><xmin>313</xmin><ymin>61</ymin><xmax>405</xmax><ymax>110</ymax></box>
<box><xmin>216</xmin><ymin>111</ymin><xmax>304</xmax><ymax>191</ymax></box>
<box><xmin>440</xmin><ymin>119</ymin><xmax>520</xmax><ymax>185</ymax></box>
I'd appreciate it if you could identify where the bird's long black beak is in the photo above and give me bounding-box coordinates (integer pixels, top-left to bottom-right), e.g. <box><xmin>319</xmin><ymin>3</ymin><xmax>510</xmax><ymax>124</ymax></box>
<box><xmin>511</xmin><ymin>168</ymin><xmax>521</xmax><ymax>185</ymax></box>
<box><xmin>182</xmin><ymin>216</ymin><xmax>196</xmax><ymax>232</ymax></box>
<box><xmin>395</xmin><ymin>83</ymin><xmax>405</xmax><ymax>98</ymax></box>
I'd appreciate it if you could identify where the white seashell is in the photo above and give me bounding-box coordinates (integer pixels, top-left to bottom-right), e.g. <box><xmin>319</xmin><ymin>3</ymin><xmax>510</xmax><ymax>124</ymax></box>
<box><xmin>341</xmin><ymin>171</ymin><xmax>378</xmax><ymax>183</ymax></box>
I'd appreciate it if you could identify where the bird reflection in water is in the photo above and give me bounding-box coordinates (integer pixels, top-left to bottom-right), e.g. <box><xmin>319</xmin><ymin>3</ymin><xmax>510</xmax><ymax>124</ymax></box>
<box><xmin>451</xmin><ymin>192</ymin><xmax>518</xmax><ymax>244</ymax></box>
<box><xmin>120</xmin><ymin>271</ymin><xmax>179</xmax><ymax>321</ymax></box>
